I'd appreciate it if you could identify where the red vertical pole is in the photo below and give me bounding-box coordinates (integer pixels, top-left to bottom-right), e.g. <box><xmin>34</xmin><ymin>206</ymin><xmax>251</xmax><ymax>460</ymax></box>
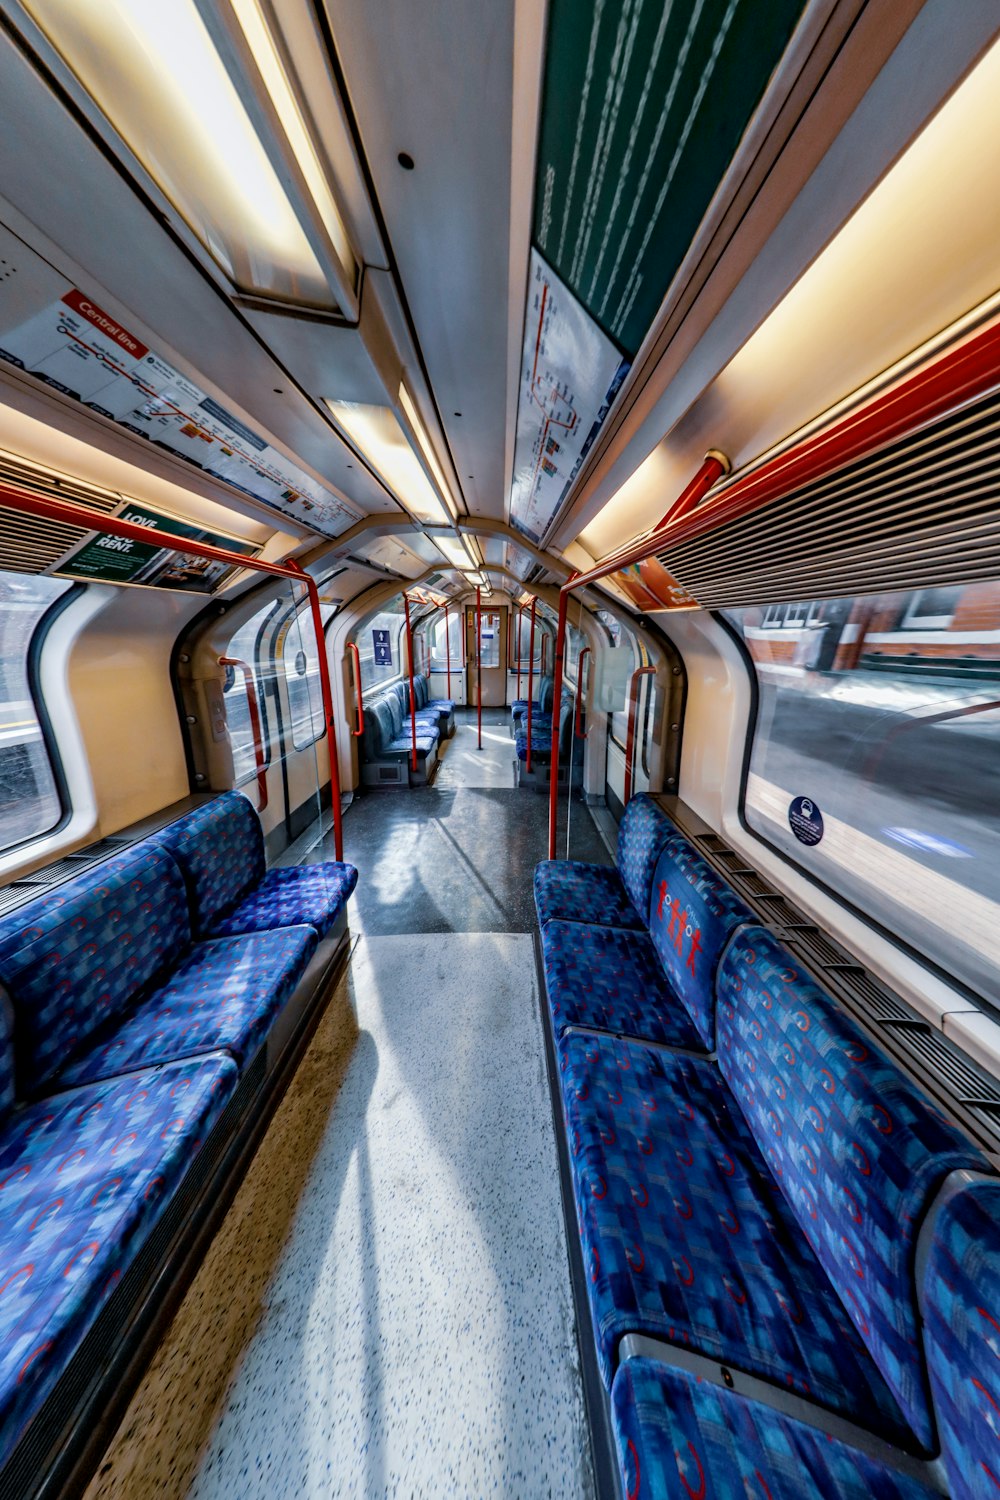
<box><xmin>526</xmin><ymin>597</ymin><xmax>537</xmax><ymax>774</ymax></box>
<box><xmin>546</xmin><ymin>588</ymin><xmax>570</xmax><ymax>858</ymax></box>
<box><xmin>287</xmin><ymin>563</ymin><xmax>344</xmax><ymax>862</ymax></box>
<box><xmin>444</xmin><ymin>603</ymin><xmax>452</xmax><ymax>700</ymax></box>
<box><xmin>476</xmin><ymin>585</ymin><xmax>483</xmax><ymax>749</ymax></box>
<box><xmin>403</xmin><ymin>590</ymin><xmax>418</xmax><ymax>773</ymax></box>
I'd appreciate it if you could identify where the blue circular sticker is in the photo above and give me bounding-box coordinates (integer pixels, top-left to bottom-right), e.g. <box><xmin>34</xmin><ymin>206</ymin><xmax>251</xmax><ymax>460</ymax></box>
<box><xmin>789</xmin><ymin>796</ymin><xmax>824</xmax><ymax>846</ymax></box>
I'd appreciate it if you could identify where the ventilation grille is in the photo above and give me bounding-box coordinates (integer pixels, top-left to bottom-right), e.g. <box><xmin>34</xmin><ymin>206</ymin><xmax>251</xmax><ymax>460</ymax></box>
<box><xmin>0</xmin><ymin>450</ymin><xmax>122</xmax><ymax>575</ymax></box>
<box><xmin>673</xmin><ymin>815</ymin><xmax>1000</xmax><ymax>1152</ymax></box>
<box><xmin>662</xmin><ymin>386</ymin><xmax>1000</xmax><ymax>607</ymax></box>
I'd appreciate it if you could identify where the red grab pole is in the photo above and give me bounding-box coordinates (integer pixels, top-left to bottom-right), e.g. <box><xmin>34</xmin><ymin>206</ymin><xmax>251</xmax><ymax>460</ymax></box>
<box><xmin>623</xmin><ymin>665</ymin><xmax>656</xmax><ymax>804</ymax></box>
<box><xmin>403</xmin><ymin>590</ymin><xmax>418</xmax><ymax>773</ymax></box>
<box><xmin>444</xmin><ymin>603</ymin><xmax>452</xmax><ymax>700</ymax></box>
<box><xmin>346</xmin><ymin>642</ymin><xmax>364</xmax><ymax>738</ymax></box>
<box><xmin>0</xmin><ymin>479</ymin><xmax>346</xmax><ymax>860</ymax></box>
<box><xmin>526</xmin><ymin>597</ymin><xmax>537</xmax><ymax>774</ymax></box>
<box><xmin>476</xmin><ymin>585</ymin><xmax>483</xmax><ymax>749</ymax></box>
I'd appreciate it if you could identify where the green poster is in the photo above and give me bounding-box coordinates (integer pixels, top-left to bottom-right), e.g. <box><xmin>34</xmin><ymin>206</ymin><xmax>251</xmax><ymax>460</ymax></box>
<box><xmin>56</xmin><ymin>502</ymin><xmax>255</xmax><ymax>592</ymax></box>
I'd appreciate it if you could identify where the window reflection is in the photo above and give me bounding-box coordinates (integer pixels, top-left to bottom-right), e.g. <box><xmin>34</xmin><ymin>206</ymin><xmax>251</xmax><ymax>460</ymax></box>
<box><xmin>726</xmin><ymin>581</ymin><xmax>1000</xmax><ymax>999</ymax></box>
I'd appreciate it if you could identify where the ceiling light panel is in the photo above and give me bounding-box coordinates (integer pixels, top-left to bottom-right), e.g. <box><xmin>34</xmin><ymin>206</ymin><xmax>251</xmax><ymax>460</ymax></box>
<box><xmin>325</xmin><ymin>400</ymin><xmax>450</xmax><ymax>525</ymax></box>
<box><xmin>22</xmin><ymin>0</ymin><xmax>355</xmax><ymax>311</ymax></box>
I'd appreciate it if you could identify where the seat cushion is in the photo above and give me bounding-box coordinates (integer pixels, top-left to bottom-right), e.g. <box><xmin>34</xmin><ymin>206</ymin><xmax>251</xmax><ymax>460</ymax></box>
<box><xmin>615</xmin><ymin>795</ymin><xmax>677</xmax><ymax>921</ymax></box>
<box><xmin>0</xmin><ymin>1053</ymin><xmax>237</xmax><ymax>1465</ymax></box>
<box><xmin>557</xmin><ymin>1031</ymin><xmax>911</xmax><ymax>1442</ymax></box>
<box><xmin>207</xmin><ymin>862</ymin><xmax>358</xmax><ymax>939</ymax></box>
<box><xmin>534</xmin><ymin>861</ymin><xmax>643</xmax><ymax>931</ymax></box>
<box><xmin>387</xmin><ymin>733</ymin><xmax>437</xmax><ymax>759</ymax></box>
<box><xmin>153</xmin><ymin>791</ymin><xmax>265</xmax><ymax>938</ymax></box>
<box><xmin>611</xmin><ymin>1359</ymin><xmax>939</xmax><ymax>1500</ymax></box>
<box><xmin>53</xmin><ymin>927</ymin><xmax>316</xmax><ymax>1087</ymax></box>
<box><xmin>647</xmin><ymin>838</ymin><xmax>755</xmax><ymax>1049</ymax></box>
<box><xmin>718</xmin><ymin>927</ymin><xmax>987</xmax><ymax>1451</ymax></box>
<box><xmin>541</xmin><ymin>922</ymin><xmax>705</xmax><ymax>1049</ymax></box>
<box><xmin>921</xmin><ymin>1173</ymin><xmax>1000</xmax><ymax>1499</ymax></box>
<box><xmin>0</xmin><ymin>846</ymin><xmax>190</xmax><ymax>1095</ymax></box>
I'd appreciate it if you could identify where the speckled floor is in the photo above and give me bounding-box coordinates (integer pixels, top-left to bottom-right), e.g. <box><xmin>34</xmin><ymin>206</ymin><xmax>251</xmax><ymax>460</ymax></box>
<box><xmin>85</xmin><ymin>708</ymin><xmax>600</xmax><ymax>1499</ymax></box>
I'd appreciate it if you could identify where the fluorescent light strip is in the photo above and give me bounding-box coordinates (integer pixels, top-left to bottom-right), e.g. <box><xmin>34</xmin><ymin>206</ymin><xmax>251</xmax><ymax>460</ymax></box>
<box><xmin>398</xmin><ymin>383</ymin><xmax>455</xmax><ymax>518</ymax></box>
<box><xmin>325</xmin><ymin>401</ymin><xmax>450</xmax><ymax>525</ymax></box>
<box><xmin>25</xmin><ymin>0</ymin><xmax>349</xmax><ymax>309</ymax></box>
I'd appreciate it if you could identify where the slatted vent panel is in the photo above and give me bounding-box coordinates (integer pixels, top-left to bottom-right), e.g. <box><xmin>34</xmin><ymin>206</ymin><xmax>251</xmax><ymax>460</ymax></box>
<box><xmin>662</xmin><ymin>387</ymin><xmax>1000</xmax><ymax>607</ymax></box>
<box><xmin>0</xmin><ymin>450</ymin><xmax>121</xmax><ymax>574</ymax></box>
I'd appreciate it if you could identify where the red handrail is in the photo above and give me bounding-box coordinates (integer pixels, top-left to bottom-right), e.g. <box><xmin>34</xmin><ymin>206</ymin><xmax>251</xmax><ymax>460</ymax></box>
<box><xmin>403</xmin><ymin>590</ymin><xmax>418</xmax><ymax>773</ymax></box>
<box><xmin>623</xmin><ymin>665</ymin><xmax>655</xmax><ymax>804</ymax></box>
<box><xmin>444</xmin><ymin>602</ymin><xmax>452</xmax><ymax>700</ymax></box>
<box><xmin>541</xmin><ymin>631</ymin><xmax>549</xmax><ymax>677</ymax></box>
<box><xmin>476</xmin><ymin>585</ymin><xmax>483</xmax><ymax>749</ymax></box>
<box><xmin>219</xmin><ymin>656</ymin><xmax>268</xmax><ymax>812</ymax></box>
<box><xmin>526</xmin><ymin>597</ymin><xmax>537</xmax><ymax>774</ymax></box>
<box><xmin>575</xmin><ymin>647</ymin><xmax>591</xmax><ymax>739</ymax></box>
<box><xmin>346</xmin><ymin>642</ymin><xmax>364</xmax><ymax>738</ymax></box>
<box><xmin>0</xmin><ymin>478</ymin><xmax>345</xmax><ymax>860</ymax></box>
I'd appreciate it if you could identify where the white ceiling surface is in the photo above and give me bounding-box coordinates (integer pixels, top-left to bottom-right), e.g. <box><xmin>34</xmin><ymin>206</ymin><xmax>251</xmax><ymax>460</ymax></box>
<box><xmin>323</xmin><ymin>0</ymin><xmax>516</xmax><ymax>525</ymax></box>
<box><xmin>0</xmin><ymin>0</ymin><xmax>997</xmax><ymax>606</ymax></box>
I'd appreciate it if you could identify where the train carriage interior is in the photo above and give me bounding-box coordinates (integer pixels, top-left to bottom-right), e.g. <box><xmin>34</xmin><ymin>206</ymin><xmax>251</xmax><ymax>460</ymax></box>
<box><xmin>0</xmin><ymin>0</ymin><xmax>999</xmax><ymax>1495</ymax></box>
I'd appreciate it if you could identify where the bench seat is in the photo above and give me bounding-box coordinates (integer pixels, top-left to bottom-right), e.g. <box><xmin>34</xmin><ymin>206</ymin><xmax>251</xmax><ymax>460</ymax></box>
<box><xmin>611</xmin><ymin>1359</ymin><xmax>939</xmax><ymax>1500</ymax></box>
<box><xmin>533</xmin><ymin>795</ymin><xmax>675</xmax><ymax>932</ymax></box>
<box><xmin>0</xmin><ymin>1052</ymin><xmax>237</xmax><ymax>1466</ymax></box>
<box><xmin>558</xmin><ymin>1030</ymin><xmax>914</xmax><ymax>1441</ymax></box>
<box><xmin>542</xmin><ymin>922</ymin><xmax>705</xmax><ymax>1049</ymax></box>
<box><xmin>54</xmin><ymin>926</ymin><xmax>315</xmax><ymax>1088</ymax></box>
<box><xmin>153</xmin><ymin>790</ymin><xmax>357</xmax><ymax>940</ymax></box>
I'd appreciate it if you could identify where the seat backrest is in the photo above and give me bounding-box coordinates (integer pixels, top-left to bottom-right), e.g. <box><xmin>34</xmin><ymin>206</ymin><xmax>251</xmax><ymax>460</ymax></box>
<box><xmin>414</xmin><ymin>675</ymin><xmax>428</xmax><ymax>708</ymax></box>
<box><xmin>717</xmin><ymin>926</ymin><xmax>986</xmax><ymax>1451</ymax></box>
<box><xmin>647</xmin><ymin>837</ymin><xmax>755</xmax><ymax>1048</ymax></box>
<box><xmin>613</xmin><ymin>795</ymin><xmax>676</xmax><ymax>922</ymax></box>
<box><xmin>153</xmin><ymin>789</ymin><xmax>266</xmax><ymax>937</ymax></box>
<box><xmin>0</xmin><ymin>844</ymin><xmax>190</xmax><ymax>1094</ymax></box>
<box><xmin>921</xmin><ymin>1172</ymin><xmax>1000</xmax><ymax>1496</ymax></box>
<box><xmin>539</xmin><ymin>675</ymin><xmax>554</xmax><ymax>712</ymax></box>
<box><xmin>384</xmin><ymin>690</ymin><xmax>404</xmax><ymax>739</ymax></box>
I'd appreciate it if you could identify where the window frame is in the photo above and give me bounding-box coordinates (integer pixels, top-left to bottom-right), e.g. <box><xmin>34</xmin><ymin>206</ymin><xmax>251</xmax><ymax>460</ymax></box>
<box><xmin>716</xmin><ymin>606</ymin><xmax>994</xmax><ymax>1011</ymax></box>
<box><xmin>900</xmin><ymin>587</ymin><xmax>963</xmax><ymax>630</ymax></box>
<box><xmin>222</xmin><ymin>598</ymin><xmax>278</xmax><ymax>786</ymax></box>
<box><xmin>0</xmin><ymin>579</ymin><xmax>79</xmax><ymax>858</ymax></box>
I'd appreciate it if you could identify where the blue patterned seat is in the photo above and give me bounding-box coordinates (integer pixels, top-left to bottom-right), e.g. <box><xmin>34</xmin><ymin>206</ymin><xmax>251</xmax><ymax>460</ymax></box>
<box><xmin>611</xmin><ymin>1359</ymin><xmax>939</xmax><ymax>1500</ymax></box>
<box><xmin>53</xmin><ymin>926</ymin><xmax>314</xmax><ymax>1087</ymax></box>
<box><xmin>0</xmin><ymin>1050</ymin><xmax>237</xmax><ymax>1467</ymax></box>
<box><xmin>153</xmin><ymin>790</ymin><xmax>357</xmax><ymax>939</ymax></box>
<box><xmin>716</xmin><ymin>927</ymin><xmax>985</xmax><ymax>1452</ymax></box>
<box><xmin>534</xmin><ymin>793</ymin><xmax>676</xmax><ymax>931</ymax></box>
<box><xmin>0</xmin><ymin>844</ymin><xmax>318</xmax><ymax>1092</ymax></box>
<box><xmin>540</xmin><ymin>922</ymin><xmax>705</xmax><ymax>1049</ymax></box>
<box><xmin>921</xmin><ymin>1173</ymin><xmax>1000</xmax><ymax>1496</ymax></box>
<box><xmin>557</xmin><ymin>1031</ymin><xmax>914</xmax><ymax>1441</ymax></box>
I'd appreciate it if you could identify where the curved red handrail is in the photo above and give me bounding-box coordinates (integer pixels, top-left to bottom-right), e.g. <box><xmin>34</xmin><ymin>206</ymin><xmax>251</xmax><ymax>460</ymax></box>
<box><xmin>575</xmin><ymin>647</ymin><xmax>591</xmax><ymax>739</ymax></box>
<box><xmin>526</xmin><ymin>597</ymin><xmax>537</xmax><ymax>773</ymax></box>
<box><xmin>219</xmin><ymin>656</ymin><xmax>268</xmax><ymax>811</ymax></box>
<box><xmin>476</xmin><ymin>586</ymin><xmax>483</xmax><ymax>749</ymax></box>
<box><xmin>403</xmin><ymin>591</ymin><xmax>418</xmax><ymax>773</ymax></box>
<box><xmin>346</xmin><ymin>642</ymin><xmax>364</xmax><ymax>738</ymax></box>
<box><xmin>623</xmin><ymin>665</ymin><xmax>655</xmax><ymax>805</ymax></box>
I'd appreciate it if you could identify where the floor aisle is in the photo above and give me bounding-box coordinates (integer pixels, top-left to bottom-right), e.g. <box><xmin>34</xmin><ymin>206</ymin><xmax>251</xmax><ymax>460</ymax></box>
<box><xmin>86</xmin><ymin>711</ymin><xmax>603</xmax><ymax>1498</ymax></box>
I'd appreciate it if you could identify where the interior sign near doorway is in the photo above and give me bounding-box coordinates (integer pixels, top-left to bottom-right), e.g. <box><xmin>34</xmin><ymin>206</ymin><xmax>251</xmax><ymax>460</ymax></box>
<box><xmin>372</xmin><ymin>628</ymin><xmax>392</xmax><ymax>667</ymax></box>
<box><xmin>52</xmin><ymin>501</ymin><xmax>256</xmax><ymax>592</ymax></box>
<box><xmin>510</xmin><ymin>250</ymin><xmax>628</xmax><ymax>543</ymax></box>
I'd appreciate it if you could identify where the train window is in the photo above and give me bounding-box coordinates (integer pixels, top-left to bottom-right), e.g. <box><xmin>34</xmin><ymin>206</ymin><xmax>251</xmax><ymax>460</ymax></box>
<box><xmin>0</xmin><ymin>573</ymin><xmax>70</xmax><ymax>853</ymax></box>
<box><xmin>222</xmin><ymin>602</ymin><xmax>276</xmax><ymax>785</ymax></box>
<box><xmin>726</xmin><ymin>581</ymin><xmax>1000</xmax><ymax>1000</ymax></box>
<box><xmin>512</xmin><ymin>610</ymin><xmax>545</xmax><ymax>668</ymax></box>
<box><xmin>357</xmin><ymin>604</ymin><xmax>405</xmax><ymax>690</ymax></box>
<box><xmin>429</xmin><ymin>611</ymin><xmax>462</xmax><ymax>668</ymax></box>
<box><xmin>282</xmin><ymin>603</ymin><xmax>334</xmax><ymax>751</ymax></box>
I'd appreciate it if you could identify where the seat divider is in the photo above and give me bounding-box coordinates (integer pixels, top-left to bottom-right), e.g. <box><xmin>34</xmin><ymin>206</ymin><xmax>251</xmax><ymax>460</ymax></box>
<box><xmin>616</xmin><ymin>1335</ymin><xmax>949</xmax><ymax>1489</ymax></box>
